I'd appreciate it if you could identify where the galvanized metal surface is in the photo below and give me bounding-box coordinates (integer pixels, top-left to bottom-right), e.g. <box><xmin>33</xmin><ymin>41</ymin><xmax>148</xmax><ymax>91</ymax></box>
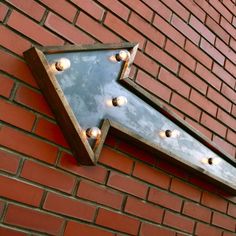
<box><xmin>45</xmin><ymin>49</ymin><xmax>236</xmax><ymax>192</ymax></box>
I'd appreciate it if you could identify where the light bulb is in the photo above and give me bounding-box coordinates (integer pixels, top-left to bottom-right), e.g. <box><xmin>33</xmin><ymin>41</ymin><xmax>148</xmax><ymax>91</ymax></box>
<box><xmin>159</xmin><ymin>129</ymin><xmax>180</xmax><ymax>138</ymax></box>
<box><xmin>115</xmin><ymin>50</ymin><xmax>130</xmax><ymax>62</ymax></box>
<box><xmin>86</xmin><ymin>127</ymin><xmax>101</xmax><ymax>139</ymax></box>
<box><xmin>54</xmin><ymin>58</ymin><xmax>71</xmax><ymax>71</ymax></box>
<box><xmin>112</xmin><ymin>96</ymin><xmax>128</xmax><ymax>107</ymax></box>
<box><xmin>201</xmin><ymin>157</ymin><xmax>221</xmax><ymax>165</ymax></box>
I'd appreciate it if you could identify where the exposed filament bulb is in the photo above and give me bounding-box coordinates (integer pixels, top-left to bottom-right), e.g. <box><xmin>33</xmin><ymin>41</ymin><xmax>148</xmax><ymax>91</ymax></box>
<box><xmin>112</xmin><ymin>96</ymin><xmax>128</xmax><ymax>107</ymax></box>
<box><xmin>159</xmin><ymin>129</ymin><xmax>180</xmax><ymax>138</ymax></box>
<box><xmin>115</xmin><ymin>50</ymin><xmax>130</xmax><ymax>61</ymax></box>
<box><xmin>201</xmin><ymin>157</ymin><xmax>221</xmax><ymax>165</ymax></box>
<box><xmin>86</xmin><ymin>127</ymin><xmax>101</xmax><ymax>139</ymax></box>
<box><xmin>54</xmin><ymin>58</ymin><xmax>71</xmax><ymax>72</ymax></box>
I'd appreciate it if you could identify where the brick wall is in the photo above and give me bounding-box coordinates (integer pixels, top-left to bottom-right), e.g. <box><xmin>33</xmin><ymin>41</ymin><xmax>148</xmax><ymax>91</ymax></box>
<box><xmin>0</xmin><ymin>0</ymin><xmax>236</xmax><ymax>235</ymax></box>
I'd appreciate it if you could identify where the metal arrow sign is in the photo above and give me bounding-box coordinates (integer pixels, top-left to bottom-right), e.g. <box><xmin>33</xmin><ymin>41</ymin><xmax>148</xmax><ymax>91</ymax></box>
<box><xmin>24</xmin><ymin>43</ymin><xmax>236</xmax><ymax>194</ymax></box>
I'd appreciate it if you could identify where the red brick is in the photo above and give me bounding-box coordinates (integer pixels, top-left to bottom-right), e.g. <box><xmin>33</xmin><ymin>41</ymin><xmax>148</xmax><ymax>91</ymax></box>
<box><xmin>200</xmin><ymin>38</ymin><xmax>225</xmax><ymax>66</ymax></box>
<box><xmin>148</xmin><ymin>187</ymin><xmax>182</xmax><ymax>212</ymax></box>
<box><xmin>222</xmin><ymin>232</ymin><xmax>236</xmax><ymax>236</ymax></box>
<box><xmin>185</xmin><ymin>40</ymin><xmax>212</xmax><ymax>69</ymax></box>
<box><xmin>196</xmin><ymin>63</ymin><xmax>222</xmax><ymax>91</ymax></box>
<box><xmin>0</xmin><ymin>3</ymin><xmax>8</xmax><ymax>22</ymax></box>
<box><xmin>227</xmin><ymin>129</ymin><xmax>236</xmax><ymax>146</ymax></box>
<box><xmin>162</xmin><ymin>0</ymin><xmax>189</xmax><ymax>22</ymax></box>
<box><xmin>0</xmin><ymin>25</ymin><xmax>31</xmax><ymax>56</ymax></box>
<box><xmin>170</xmin><ymin>178</ymin><xmax>201</xmax><ymax>201</ymax></box>
<box><xmin>133</xmin><ymin>162</ymin><xmax>171</xmax><ymax>189</ymax></box>
<box><xmin>134</xmin><ymin>51</ymin><xmax>159</xmax><ymax>77</ymax></box>
<box><xmin>221</xmin><ymin>17</ymin><xmax>236</xmax><ymax>40</ymax></box>
<box><xmin>217</xmin><ymin>109</ymin><xmax>236</xmax><ymax>131</ymax></box>
<box><xmin>0</xmin><ymin>99</ymin><xmax>35</xmax><ymax>131</ymax></box>
<box><xmin>0</xmin><ymin>74</ymin><xmax>14</xmax><ymax>98</ymax></box>
<box><xmin>142</xmin><ymin>0</ymin><xmax>172</xmax><ymax>21</ymax></box>
<box><xmin>221</xmin><ymin>84</ymin><xmax>236</xmax><ymax>104</ymax></box>
<box><xmin>96</xmin><ymin>208</ymin><xmax>140</xmax><ymax>235</ymax></box>
<box><xmin>72</xmin><ymin>0</ymin><xmax>104</xmax><ymax>20</ymax></box>
<box><xmin>117</xmin><ymin>140</ymin><xmax>157</xmax><ymax>166</ymax></box>
<box><xmin>0</xmin><ymin>175</ymin><xmax>43</xmax><ymax>206</ymax></box>
<box><xmin>206</xmin><ymin>16</ymin><xmax>230</xmax><ymax>44</ymax></box>
<box><xmin>212</xmin><ymin>212</ymin><xmax>235</xmax><ymax>231</ymax></box>
<box><xmin>145</xmin><ymin>41</ymin><xmax>179</xmax><ymax>73</ymax></box>
<box><xmin>6</xmin><ymin>0</ymin><xmax>45</xmax><ymax>21</ymax></box>
<box><xmin>0</xmin><ymin>227</ymin><xmax>27</xmax><ymax>236</ymax></box>
<box><xmin>178</xmin><ymin>0</ymin><xmax>206</xmax><ymax>22</ymax></box>
<box><xmin>97</xmin><ymin>0</ymin><xmax>129</xmax><ymax>20</ymax></box>
<box><xmin>77</xmin><ymin>180</ymin><xmax>123</xmax><ymax>210</ymax></box>
<box><xmin>21</xmin><ymin>160</ymin><xmax>76</xmax><ymax>193</ymax></box>
<box><xmin>140</xmin><ymin>222</ymin><xmax>175</xmax><ymax>236</ymax></box>
<box><xmin>225</xmin><ymin>59</ymin><xmax>236</xmax><ymax>78</ymax></box>
<box><xmin>34</xmin><ymin>117</ymin><xmax>68</xmax><ymax>147</ymax></box>
<box><xmin>45</xmin><ymin>13</ymin><xmax>94</xmax><ymax>44</ymax></box>
<box><xmin>208</xmin><ymin>87</ymin><xmax>232</xmax><ymax>113</ymax></box>
<box><xmin>64</xmin><ymin>221</ymin><xmax>114</xmax><ymax>236</ymax></box>
<box><xmin>4</xmin><ymin>204</ymin><xmax>64</xmax><ymax>235</ymax></box>
<box><xmin>216</xmin><ymin>38</ymin><xmax>236</xmax><ymax>65</ymax></box>
<box><xmin>190</xmin><ymin>15</ymin><xmax>215</xmax><ymax>44</ymax></box>
<box><xmin>99</xmin><ymin>147</ymin><xmax>133</xmax><ymax>174</ymax></box>
<box><xmin>121</xmin><ymin>0</ymin><xmax>153</xmax><ymax>22</ymax></box>
<box><xmin>232</xmin><ymin>105</ymin><xmax>236</xmax><ymax>117</ymax></box>
<box><xmin>165</xmin><ymin>40</ymin><xmax>196</xmax><ymax>71</ymax></box>
<box><xmin>195</xmin><ymin>0</ymin><xmax>220</xmax><ymax>23</ymax></box>
<box><xmin>212</xmin><ymin>63</ymin><xmax>235</xmax><ymax>88</ymax></box>
<box><xmin>136</xmin><ymin>70</ymin><xmax>171</xmax><ymax>102</ymax></box>
<box><xmin>180</xmin><ymin>66</ymin><xmax>208</xmax><ymax>95</ymax></box>
<box><xmin>159</xmin><ymin>67</ymin><xmax>190</xmax><ymax>98</ymax></box>
<box><xmin>230</xmin><ymin>37</ymin><xmax>236</xmax><ymax>51</ymax></box>
<box><xmin>104</xmin><ymin>12</ymin><xmax>145</xmax><ymax>49</ymax></box>
<box><xmin>129</xmin><ymin>12</ymin><xmax>165</xmax><ymax>48</ymax></box>
<box><xmin>209</xmin><ymin>0</ymin><xmax>232</xmax><ymax>22</ymax></box>
<box><xmin>7</xmin><ymin>10</ymin><xmax>64</xmax><ymax>46</ymax></box>
<box><xmin>14</xmin><ymin>85</ymin><xmax>53</xmax><ymax>117</ymax></box>
<box><xmin>171</xmin><ymin>93</ymin><xmax>201</xmax><ymax>121</ymax></box>
<box><xmin>190</xmin><ymin>90</ymin><xmax>217</xmax><ymax>116</ymax></box>
<box><xmin>222</xmin><ymin>0</ymin><xmax>236</xmax><ymax>16</ymax></box>
<box><xmin>107</xmin><ymin>171</ymin><xmax>148</xmax><ymax>198</ymax></box>
<box><xmin>125</xmin><ymin>196</ymin><xmax>164</xmax><ymax>223</ymax></box>
<box><xmin>171</xmin><ymin>14</ymin><xmax>200</xmax><ymax>45</ymax></box>
<box><xmin>195</xmin><ymin>222</ymin><xmax>222</xmax><ymax>236</ymax></box>
<box><xmin>0</xmin><ymin>149</ymin><xmax>20</xmax><ymax>174</ymax></box>
<box><xmin>228</xmin><ymin>203</ymin><xmax>236</xmax><ymax>218</ymax></box>
<box><xmin>201</xmin><ymin>191</ymin><xmax>227</xmax><ymax>213</ymax></box>
<box><xmin>212</xmin><ymin>135</ymin><xmax>235</xmax><ymax>157</ymax></box>
<box><xmin>153</xmin><ymin>14</ymin><xmax>185</xmax><ymax>48</ymax></box>
<box><xmin>44</xmin><ymin>192</ymin><xmax>96</xmax><ymax>221</ymax></box>
<box><xmin>185</xmin><ymin>117</ymin><xmax>212</xmax><ymax>140</ymax></box>
<box><xmin>0</xmin><ymin>50</ymin><xmax>37</xmax><ymax>87</ymax></box>
<box><xmin>183</xmin><ymin>201</ymin><xmax>211</xmax><ymax>222</ymax></box>
<box><xmin>0</xmin><ymin>200</ymin><xmax>4</xmax><ymax>216</ymax></box>
<box><xmin>40</xmin><ymin>0</ymin><xmax>77</xmax><ymax>22</ymax></box>
<box><xmin>76</xmin><ymin>12</ymin><xmax>120</xmax><ymax>43</ymax></box>
<box><xmin>201</xmin><ymin>112</ymin><xmax>227</xmax><ymax>137</ymax></box>
<box><xmin>163</xmin><ymin>211</ymin><xmax>195</xmax><ymax>234</ymax></box>
<box><xmin>0</xmin><ymin>126</ymin><xmax>58</xmax><ymax>164</ymax></box>
<box><xmin>59</xmin><ymin>152</ymin><xmax>107</xmax><ymax>183</ymax></box>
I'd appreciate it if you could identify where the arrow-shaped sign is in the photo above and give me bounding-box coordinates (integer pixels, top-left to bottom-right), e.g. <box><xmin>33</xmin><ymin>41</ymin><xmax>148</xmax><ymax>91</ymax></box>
<box><xmin>24</xmin><ymin>43</ymin><xmax>236</xmax><ymax>193</ymax></box>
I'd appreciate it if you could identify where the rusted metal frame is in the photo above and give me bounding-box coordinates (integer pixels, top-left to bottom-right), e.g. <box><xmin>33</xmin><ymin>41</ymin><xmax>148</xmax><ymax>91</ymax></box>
<box><xmin>23</xmin><ymin>42</ymin><xmax>137</xmax><ymax>165</ymax></box>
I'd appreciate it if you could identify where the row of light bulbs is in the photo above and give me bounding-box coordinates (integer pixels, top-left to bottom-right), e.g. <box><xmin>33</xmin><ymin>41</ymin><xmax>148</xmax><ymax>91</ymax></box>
<box><xmin>53</xmin><ymin>50</ymin><xmax>131</xmax><ymax>72</ymax></box>
<box><xmin>52</xmin><ymin>50</ymin><xmax>221</xmax><ymax>166</ymax></box>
